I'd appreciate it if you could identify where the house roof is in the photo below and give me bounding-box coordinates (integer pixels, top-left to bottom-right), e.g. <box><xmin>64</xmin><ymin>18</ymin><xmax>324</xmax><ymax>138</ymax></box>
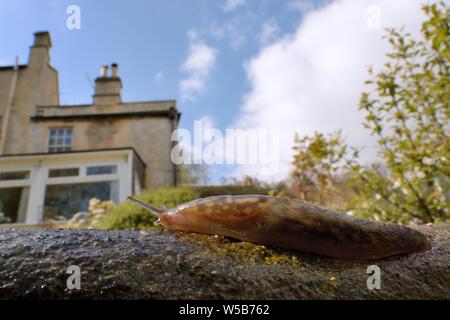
<box><xmin>32</xmin><ymin>101</ymin><xmax>181</xmax><ymax>122</ymax></box>
<box><xmin>0</xmin><ymin>65</ymin><xmax>27</xmax><ymax>71</ymax></box>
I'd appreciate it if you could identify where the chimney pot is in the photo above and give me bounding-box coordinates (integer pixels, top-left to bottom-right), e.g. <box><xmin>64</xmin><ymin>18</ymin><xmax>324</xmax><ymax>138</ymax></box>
<box><xmin>33</xmin><ymin>31</ymin><xmax>52</xmax><ymax>47</ymax></box>
<box><xmin>111</xmin><ymin>63</ymin><xmax>119</xmax><ymax>77</ymax></box>
<box><xmin>100</xmin><ymin>65</ymin><xmax>109</xmax><ymax>77</ymax></box>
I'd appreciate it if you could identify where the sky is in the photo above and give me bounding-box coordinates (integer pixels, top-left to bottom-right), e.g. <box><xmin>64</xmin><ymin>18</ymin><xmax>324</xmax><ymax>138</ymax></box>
<box><xmin>0</xmin><ymin>0</ymin><xmax>436</xmax><ymax>183</ymax></box>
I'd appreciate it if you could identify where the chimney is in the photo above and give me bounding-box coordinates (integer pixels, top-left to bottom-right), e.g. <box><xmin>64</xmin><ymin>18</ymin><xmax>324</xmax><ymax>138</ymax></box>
<box><xmin>93</xmin><ymin>63</ymin><xmax>122</xmax><ymax>105</ymax></box>
<box><xmin>111</xmin><ymin>63</ymin><xmax>119</xmax><ymax>77</ymax></box>
<box><xmin>29</xmin><ymin>31</ymin><xmax>52</xmax><ymax>67</ymax></box>
<box><xmin>100</xmin><ymin>65</ymin><xmax>109</xmax><ymax>77</ymax></box>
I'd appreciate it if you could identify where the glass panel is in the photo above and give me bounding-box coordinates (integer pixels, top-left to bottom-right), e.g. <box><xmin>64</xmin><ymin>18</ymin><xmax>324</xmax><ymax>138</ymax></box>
<box><xmin>0</xmin><ymin>171</ymin><xmax>30</xmax><ymax>180</ymax></box>
<box><xmin>86</xmin><ymin>165</ymin><xmax>118</xmax><ymax>175</ymax></box>
<box><xmin>0</xmin><ymin>187</ymin><xmax>29</xmax><ymax>223</ymax></box>
<box><xmin>48</xmin><ymin>168</ymin><xmax>79</xmax><ymax>178</ymax></box>
<box><xmin>48</xmin><ymin>127</ymin><xmax>73</xmax><ymax>153</ymax></box>
<box><xmin>43</xmin><ymin>181</ymin><xmax>119</xmax><ymax>220</ymax></box>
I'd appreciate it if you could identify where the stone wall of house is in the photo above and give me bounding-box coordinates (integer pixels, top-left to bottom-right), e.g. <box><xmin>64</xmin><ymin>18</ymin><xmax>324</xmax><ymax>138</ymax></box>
<box><xmin>30</xmin><ymin>115</ymin><xmax>176</xmax><ymax>188</ymax></box>
<box><xmin>0</xmin><ymin>32</ymin><xmax>59</xmax><ymax>155</ymax></box>
<box><xmin>1</xmin><ymin>32</ymin><xmax>178</xmax><ymax>189</ymax></box>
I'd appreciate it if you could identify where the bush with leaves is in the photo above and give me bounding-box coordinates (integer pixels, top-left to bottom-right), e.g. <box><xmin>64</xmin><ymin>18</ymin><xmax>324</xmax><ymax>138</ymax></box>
<box><xmin>291</xmin><ymin>130</ymin><xmax>354</xmax><ymax>209</ymax></box>
<box><xmin>350</xmin><ymin>2</ymin><xmax>449</xmax><ymax>223</ymax></box>
<box><xmin>291</xmin><ymin>3</ymin><xmax>449</xmax><ymax>223</ymax></box>
<box><xmin>98</xmin><ymin>187</ymin><xmax>199</xmax><ymax>230</ymax></box>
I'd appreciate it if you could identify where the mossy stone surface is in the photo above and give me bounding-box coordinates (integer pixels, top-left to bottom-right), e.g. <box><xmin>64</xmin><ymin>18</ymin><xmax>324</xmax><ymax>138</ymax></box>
<box><xmin>0</xmin><ymin>224</ymin><xmax>448</xmax><ymax>299</ymax></box>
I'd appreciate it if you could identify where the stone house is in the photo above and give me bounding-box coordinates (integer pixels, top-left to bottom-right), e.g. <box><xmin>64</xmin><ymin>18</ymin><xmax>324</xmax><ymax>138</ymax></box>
<box><xmin>0</xmin><ymin>31</ymin><xmax>179</xmax><ymax>225</ymax></box>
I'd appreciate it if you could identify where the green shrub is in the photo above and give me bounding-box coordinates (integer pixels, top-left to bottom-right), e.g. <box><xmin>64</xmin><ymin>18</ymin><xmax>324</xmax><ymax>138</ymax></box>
<box><xmin>192</xmin><ymin>185</ymin><xmax>270</xmax><ymax>198</ymax></box>
<box><xmin>98</xmin><ymin>187</ymin><xmax>199</xmax><ymax>230</ymax></box>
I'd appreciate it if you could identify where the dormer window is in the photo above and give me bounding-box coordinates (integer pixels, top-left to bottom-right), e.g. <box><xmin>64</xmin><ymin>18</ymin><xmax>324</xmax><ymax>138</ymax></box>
<box><xmin>48</xmin><ymin>127</ymin><xmax>72</xmax><ymax>153</ymax></box>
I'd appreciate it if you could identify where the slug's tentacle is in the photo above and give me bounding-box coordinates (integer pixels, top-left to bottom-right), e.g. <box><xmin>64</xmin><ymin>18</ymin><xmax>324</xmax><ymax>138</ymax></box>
<box><xmin>126</xmin><ymin>196</ymin><xmax>163</xmax><ymax>218</ymax></box>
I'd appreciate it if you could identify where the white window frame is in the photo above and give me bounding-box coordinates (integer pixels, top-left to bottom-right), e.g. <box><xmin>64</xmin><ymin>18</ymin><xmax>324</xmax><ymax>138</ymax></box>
<box><xmin>0</xmin><ymin>150</ymin><xmax>134</xmax><ymax>225</ymax></box>
<box><xmin>48</xmin><ymin>127</ymin><xmax>73</xmax><ymax>153</ymax></box>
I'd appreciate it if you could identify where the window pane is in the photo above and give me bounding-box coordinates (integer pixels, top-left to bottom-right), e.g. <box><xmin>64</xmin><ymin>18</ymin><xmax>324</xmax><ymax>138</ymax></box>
<box><xmin>0</xmin><ymin>187</ymin><xmax>29</xmax><ymax>223</ymax></box>
<box><xmin>43</xmin><ymin>181</ymin><xmax>118</xmax><ymax>220</ymax></box>
<box><xmin>86</xmin><ymin>165</ymin><xmax>118</xmax><ymax>175</ymax></box>
<box><xmin>48</xmin><ymin>168</ymin><xmax>79</xmax><ymax>178</ymax></box>
<box><xmin>48</xmin><ymin>127</ymin><xmax>73</xmax><ymax>153</ymax></box>
<box><xmin>0</xmin><ymin>171</ymin><xmax>30</xmax><ymax>180</ymax></box>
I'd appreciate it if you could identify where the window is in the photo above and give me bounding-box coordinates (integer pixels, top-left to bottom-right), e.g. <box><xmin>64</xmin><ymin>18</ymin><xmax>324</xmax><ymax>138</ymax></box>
<box><xmin>0</xmin><ymin>171</ymin><xmax>30</xmax><ymax>180</ymax></box>
<box><xmin>48</xmin><ymin>168</ymin><xmax>79</xmax><ymax>178</ymax></box>
<box><xmin>86</xmin><ymin>165</ymin><xmax>117</xmax><ymax>175</ymax></box>
<box><xmin>0</xmin><ymin>187</ymin><xmax>29</xmax><ymax>224</ymax></box>
<box><xmin>43</xmin><ymin>181</ymin><xmax>119</xmax><ymax>220</ymax></box>
<box><xmin>48</xmin><ymin>127</ymin><xmax>72</xmax><ymax>153</ymax></box>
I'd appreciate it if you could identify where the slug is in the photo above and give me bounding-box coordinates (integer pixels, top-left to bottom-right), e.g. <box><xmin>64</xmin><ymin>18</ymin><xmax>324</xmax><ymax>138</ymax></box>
<box><xmin>127</xmin><ymin>195</ymin><xmax>431</xmax><ymax>260</ymax></box>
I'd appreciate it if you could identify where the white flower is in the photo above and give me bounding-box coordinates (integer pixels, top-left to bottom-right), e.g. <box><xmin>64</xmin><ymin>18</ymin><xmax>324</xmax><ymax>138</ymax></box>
<box><xmin>416</xmin><ymin>171</ymin><xmax>426</xmax><ymax>179</ymax></box>
<box><xmin>393</xmin><ymin>179</ymin><xmax>402</xmax><ymax>188</ymax></box>
<box><xmin>375</xmin><ymin>193</ymin><xmax>382</xmax><ymax>200</ymax></box>
<box><xmin>434</xmin><ymin>178</ymin><xmax>443</xmax><ymax>192</ymax></box>
<box><xmin>405</xmin><ymin>171</ymin><xmax>415</xmax><ymax>180</ymax></box>
<box><xmin>414</xmin><ymin>167</ymin><xmax>426</xmax><ymax>179</ymax></box>
<box><xmin>422</xmin><ymin>157</ymin><xmax>434</xmax><ymax>165</ymax></box>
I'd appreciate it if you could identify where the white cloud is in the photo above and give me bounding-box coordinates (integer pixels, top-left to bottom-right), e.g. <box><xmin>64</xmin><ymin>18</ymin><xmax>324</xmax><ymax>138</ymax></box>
<box><xmin>231</xmin><ymin>0</ymin><xmax>430</xmax><ymax>181</ymax></box>
<box><xmin>206</xmin><ymin>13</ymin><xmax>257</xmax><ymax>50</ymax></box>
<box><xmin>257</xmin><ymin>19</ymin><xmax>280</xmax><ymax>45</ymax></box>
<box><xmin>153</xmin><ymin>71</ymin><xmax>163</xmax><ymax>82</ymax></box>
<box><xmin>180</xmin><ymin>32</ymin><xmax>218</xmax><ymax>101</ymax></box>
<box><xmin>222</xmin><ymin>0</ymin><xmax>246</xmax><ymax>12</ymax></box>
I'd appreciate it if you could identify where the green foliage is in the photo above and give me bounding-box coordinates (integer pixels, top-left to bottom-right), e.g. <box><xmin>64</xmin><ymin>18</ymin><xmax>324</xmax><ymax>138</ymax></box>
<box><xmin>352</xmin><ymin>2</ymin><xmax>450</xmax><ymax>223</ymax></box>
<box><xmin>291</xmin><ymin>131</ymin><xmax>350</xmax><ymax>208</ymax></box>
<box><xmin>98</xmin><ymin>187</ymin><xmax>199</xmax><ymax>230</ymax></box>
<box><xmin>177</xmin><ymin>163</ymin><xmax>211</xmax><ymax>185</ymax></box>
<box><xmin>219</xmin><ymin>175</ymin><xmax>288</xmax><ymax>198</ymax></box>
<box><xmin>290</xmin><ymin>2</ymin><xmax>449</xmax><ymax>223</ymax></box>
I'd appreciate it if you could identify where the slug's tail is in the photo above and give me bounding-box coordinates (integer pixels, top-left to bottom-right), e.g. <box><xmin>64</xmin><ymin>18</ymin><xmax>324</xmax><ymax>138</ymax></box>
<box><xmin>126</xmin><ymin>196</ymin><xmax>164</xmax><ymax>218</ymax></box>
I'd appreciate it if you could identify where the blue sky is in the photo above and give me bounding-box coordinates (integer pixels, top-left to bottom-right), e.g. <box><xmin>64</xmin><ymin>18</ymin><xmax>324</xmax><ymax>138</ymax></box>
<box><xmin>0</xmin><ymin>0</ymin><xmax>429</xmax><ymax>183</ymax></box>
<box><xmin>1</xmin><ymin>0</ymin><xmax>316</xmax><ymax>182</ymax></box>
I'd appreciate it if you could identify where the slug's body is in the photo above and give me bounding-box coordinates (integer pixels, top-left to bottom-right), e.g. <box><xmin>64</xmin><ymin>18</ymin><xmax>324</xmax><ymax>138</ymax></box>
<box><xmin>128</xmin><ymin>195</ymin><xmax>431</xmax><ymax>260</ymax></box>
